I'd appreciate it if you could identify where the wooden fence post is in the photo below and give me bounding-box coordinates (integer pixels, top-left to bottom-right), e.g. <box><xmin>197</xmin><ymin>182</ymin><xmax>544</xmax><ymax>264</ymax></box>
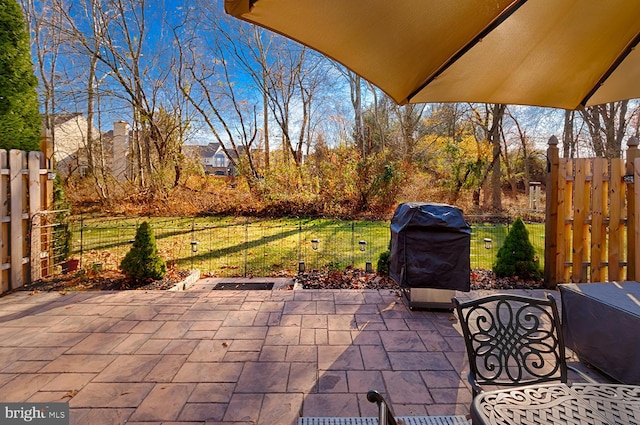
<box><xmin>9</xmin><ymin>150</ymin><xmax>26</xmax><ymax>288</ymax></box>
<box><xmin>0</xmin><ymin>150</ymin><xmax>7</xmax><ymax>293</ymax></box>
<box><xmin>626</xmin><ymin>137</ymin><xmax>639</xmax><ymax>281</ymax></box>
<box><xmin>545</xmin><ymin>136</ymin><xmax>559</xmax><ymax>288</ymax></box>
<box><xmin>39</xmin><ymin>133</ymin><xmax>54</xmax><ymax>278</ymax></box>
<box><xmin>609</xmin><ymin>158</ymin><xmax>625</xmax><ymax>281</ymax></box>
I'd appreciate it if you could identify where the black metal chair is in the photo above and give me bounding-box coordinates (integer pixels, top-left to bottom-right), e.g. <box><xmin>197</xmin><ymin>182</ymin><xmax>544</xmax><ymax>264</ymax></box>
<box><xmin>452</xmin><ymin>293</ymin><xmax>567</xmax><ymax>397</ymax></box>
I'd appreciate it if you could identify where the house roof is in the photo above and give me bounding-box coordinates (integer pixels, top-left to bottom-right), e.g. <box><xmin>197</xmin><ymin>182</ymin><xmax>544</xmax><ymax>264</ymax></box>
<box><xmin>48</xmin><ymin>113</ymin><xmax>84</xmax><ymax>127</ymax></box>
<box><xmin>184</xmin><ymin>143</ymin><xmax>222</xmax><ymax>157</ymax></box>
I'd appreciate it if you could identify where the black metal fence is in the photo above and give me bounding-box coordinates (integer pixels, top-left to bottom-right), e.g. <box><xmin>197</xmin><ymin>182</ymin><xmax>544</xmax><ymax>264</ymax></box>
<box><xmin>67</xmin><ymin>215</ymin><xmax>545</xmax><ymax>278</ymax></box>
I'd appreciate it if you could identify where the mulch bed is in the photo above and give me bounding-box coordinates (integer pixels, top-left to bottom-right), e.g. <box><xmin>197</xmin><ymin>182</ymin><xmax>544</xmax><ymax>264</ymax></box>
<box><xmin>12</xmin><ymin>266</ymin><xmax>544</xmax><ymax>296</ymax></box>
<box><xmin>18</xmin><ymin>268</ymin><xmax>191</xmax><ymax>294</ymax></box>
<box><xmin>294</xmin><ymin>267</ymin><xmax>545</xmax><ymax>290</ymax></box>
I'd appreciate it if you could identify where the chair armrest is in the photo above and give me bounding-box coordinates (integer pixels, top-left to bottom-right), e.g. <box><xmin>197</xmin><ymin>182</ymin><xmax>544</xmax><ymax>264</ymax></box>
<box><xmin>468</xmin><ymin>372</ymin><xmax>484</xmax><ymax>397</ymax></box>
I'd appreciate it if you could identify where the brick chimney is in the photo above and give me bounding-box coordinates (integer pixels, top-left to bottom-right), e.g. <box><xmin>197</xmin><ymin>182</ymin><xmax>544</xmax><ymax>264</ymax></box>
<box><xmin>112</xmin><ymin>121</ymin><xmax>129</xmax><ymax>180</ymax></box>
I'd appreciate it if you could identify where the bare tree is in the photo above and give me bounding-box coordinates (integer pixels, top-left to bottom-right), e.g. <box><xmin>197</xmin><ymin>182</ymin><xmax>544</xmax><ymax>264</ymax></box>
<box><xmin>562</xmin><ymin>110</ymin><xmax>577</xmax><ymax>158</ymax></box>
<box><xmin>470</xmin><ymin>103</ymin><xmax>506</xmax><ymax>211</ymax></box>
<box><xmin>23</xmin><ymin>0</ymin><xmax>116</xmax><ymax>199</ymax></box>
<box><xmin>59</xmin><ymin>0</ymin><xmax>189</xmax><ymax>193</ymax></box>
<box><xmin>580</xmin><ymin>101</ymin><xmax>629</xmax><ymax>158</ymax></box>
<box><xmin>216</xmin><ymin>21</ymin><xmax>275</xmax><ymax>173</ymax></box>
<box><xmin>363</xmin><ymin>86</ymin><xmax>394</xmax><ymax>154</ymax></box>
<box><xmin>173</xmin><ymin>10</ymin><xmax>262</xmax><ymax>192</ymax></box>
<box><xmin>264</xmin><ymin>45</ymin><xmax>319</xmax><ymax>166</ymax></box>
<box><xmin>21</xmin><ymin>0</ymin><xmax>63</xmax><ymax>140</ymax></box>
<box><xmin>392</xmin><ymin>103</ymin><xmax>426</xmax><ymax>163</ymax></box>
<box><xmin>349</xmin><ymin>72</ymin><xmax>365</xmax><ymax>155</ymax></box>
<box><xmin>504</xmin><ymin>106</ymin><xmax>538</xmax><ymax>195</ymax></box>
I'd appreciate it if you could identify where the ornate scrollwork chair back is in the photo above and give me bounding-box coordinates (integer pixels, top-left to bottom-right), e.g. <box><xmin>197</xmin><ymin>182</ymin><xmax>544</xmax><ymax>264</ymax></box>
<box><xmin>452</xmin><ymin>294</ymin><xmax>567</xmax><ymax>397</ymax></box>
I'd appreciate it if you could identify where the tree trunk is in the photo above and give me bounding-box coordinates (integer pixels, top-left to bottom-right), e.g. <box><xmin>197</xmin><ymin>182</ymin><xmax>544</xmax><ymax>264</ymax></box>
<box><xmin>563</xmin><ymin>110</ymin><xmax>575</xmax><ymax>158</ymax></box>
<box><xmin>263</xmin><ymin>76</ymin><xmax>270</xmax><ymax>172</ymax></box>
<box><xmin>350</xmin><ymin>73</ymin><xmax>364</xmax><ymax>155</ymax></box>
<box><xmin>490</xmin><ymin>104</ymin><xmax>506</xmax><ymax>211</ymax></box>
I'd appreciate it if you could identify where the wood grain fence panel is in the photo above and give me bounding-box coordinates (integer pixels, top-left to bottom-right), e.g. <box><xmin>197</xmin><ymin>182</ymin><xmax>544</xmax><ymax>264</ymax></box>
<box><xmin>29</xmin><ymin>152</ymin><xmax>42</xmax><ymax>282</ymax></box>
<box><xmin>572</xmin><ymin>159</ymin><xmax>590</xmax><ymax>282</ymax></box>
<box><xmin>9</xmin><ymin>150</ymin><xmax>25</xmax><ymax>288</ymax></box>
<box><xmin>590</xmin><ymin>158</ymin><xmax>605</xmax><ymax>282</ymax></box>
<box><xmin>634</xmin><ymin>157</ymin><xmax>640</xmax><ymax>279</ymax></box>
<box><xmin>608</xmin><ymin>159</ymin><xmax>625</xmax><ymax>281</ymax></box>
<box><xmin>557</xmin><ymin>158</ymin><xmax>571</xmax><ymax>283</ymax></box>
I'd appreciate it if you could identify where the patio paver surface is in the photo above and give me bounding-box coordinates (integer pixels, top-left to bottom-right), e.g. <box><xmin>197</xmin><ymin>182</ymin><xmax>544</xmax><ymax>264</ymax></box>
<box><xmin>0</xmin><ymin>279</ymin><xmax>604</xmax><ymax>425</ymax></box>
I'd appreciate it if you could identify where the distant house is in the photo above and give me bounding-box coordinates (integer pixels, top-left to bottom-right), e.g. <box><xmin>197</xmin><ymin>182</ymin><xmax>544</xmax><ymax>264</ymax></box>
<box><xmin>44</xmin><ymin>115</ymin><xmax>133</xmax><ymax>180</ymax></box>
<box><xmin>47</xmin><ymin>116</ymin><xmax>238</xmax><ymax>179</ymax></box>
<box><xmin>184</xmin><ymin>142</ymin><xmax>236</xmax><ymax>176</ymax></box>
<box><xmin>44</xmin><ymin>113</ymin><xmax>99</xmax><ymax>177</ymax></box>
<box><xmin>100</xmin><ymin>121</ymin><xmax>131</xmax><ymax>181</ymax></box>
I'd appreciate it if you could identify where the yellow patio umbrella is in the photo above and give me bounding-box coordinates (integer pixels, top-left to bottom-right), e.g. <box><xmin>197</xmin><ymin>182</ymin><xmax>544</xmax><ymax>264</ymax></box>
<box><xmin>224</xmin><ymin>0</ymin><xmax>640</xmax><ymax>110</ymax></box>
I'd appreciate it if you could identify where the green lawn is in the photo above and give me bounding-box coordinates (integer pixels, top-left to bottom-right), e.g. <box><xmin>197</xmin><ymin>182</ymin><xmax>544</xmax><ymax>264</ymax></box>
<box><xmin>70</xmin><ymin>216</ymin><xmax>545</xmax><ymax>277</ymax></box>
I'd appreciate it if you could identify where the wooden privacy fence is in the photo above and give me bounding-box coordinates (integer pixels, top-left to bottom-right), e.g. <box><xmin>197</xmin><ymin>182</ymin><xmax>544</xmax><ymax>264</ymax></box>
<box><xmin>545</xmin><ymin>135</ymin><xmax>640</xmax><ymax>287</ymax></box>
<box><xmin>0</xmin><ymin>149</ymin><xmax>53</xmax><ymax>295</ymax></box>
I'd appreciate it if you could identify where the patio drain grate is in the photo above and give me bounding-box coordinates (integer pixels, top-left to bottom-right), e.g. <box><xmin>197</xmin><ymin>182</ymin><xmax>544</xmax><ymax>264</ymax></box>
<box><xmin>299</xmin><ymin>417</ymin><xmax>471</xmax><ymax>425</ymax></box>
<box><xmin>213</xmin><ymin>282</ymin><xmax>274</xmax><ymax>290</ymax></box>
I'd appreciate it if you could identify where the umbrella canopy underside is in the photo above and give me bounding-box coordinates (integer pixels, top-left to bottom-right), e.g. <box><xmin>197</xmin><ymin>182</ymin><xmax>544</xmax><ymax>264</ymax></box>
<box><xmin>225</xmin><ymin>0</ymin><xmax>640</xmax><ymax>110</ymax></box>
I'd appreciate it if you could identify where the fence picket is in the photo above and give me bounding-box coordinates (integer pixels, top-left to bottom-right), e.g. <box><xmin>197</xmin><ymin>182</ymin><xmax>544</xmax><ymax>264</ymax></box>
<box><xmin>0</xmin><ymin>150</ymin><xmax>6</xmax><ymax>293</ymax></box>
<box><xmin>29</xmin><ymin>152</ymin><xmax>42</xmax><ymax>282</ymax></box>
<box><xmin>608</xmin><ymin>159</ymin><xmax>624</xmax><ymax>281</ymax></box>
<box><xmin>10</xmin><ymin>150</ymin><xmax>26</xmax><ymax>288</ymax></box>
<box><xmin>572</xmin><ymin>159</ymin><xmax>589</xmax><ymax>282</ymax></box>
<box><xmin>590</xmin><ymin>158</ymin><xmax>605</xmax><ymax>282</ymax></box>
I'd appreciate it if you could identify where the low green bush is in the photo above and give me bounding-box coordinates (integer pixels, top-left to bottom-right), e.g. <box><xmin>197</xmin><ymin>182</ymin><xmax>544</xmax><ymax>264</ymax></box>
<box><xmin>493</xmin><ymin>217</ymin><xmax>542</xmax><ymax>280</ymax></box>
<box><xmin>377</xmin><ymin>240</ymin><xmax>391</xmax><ymax>276</ymax></box>
<box><xmin>120</xmin><ymin>221</ymin><xmax>167</xmax><ymax>281</ymax></box>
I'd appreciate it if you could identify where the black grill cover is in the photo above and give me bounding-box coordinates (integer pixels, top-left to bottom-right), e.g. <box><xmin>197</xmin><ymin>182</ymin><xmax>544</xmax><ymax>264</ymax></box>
<box><xmin>389</xmin><ymin>202</ymin><xmax>471</xmax><ymax>291</ymax></box>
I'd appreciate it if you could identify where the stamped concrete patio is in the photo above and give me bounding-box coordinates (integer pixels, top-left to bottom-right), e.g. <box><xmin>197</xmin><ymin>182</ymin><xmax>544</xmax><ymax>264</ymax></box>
<box><xmin>0</xmin><ymin>278</ymin><xmax>601</xmax><ymax>425</ymax></box>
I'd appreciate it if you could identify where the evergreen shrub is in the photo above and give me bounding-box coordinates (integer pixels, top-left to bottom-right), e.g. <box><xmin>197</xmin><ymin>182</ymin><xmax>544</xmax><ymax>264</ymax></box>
<box><xmin>493</xmin><ymin>217</ymin><xmax>542</xmax><ymax>280</ymax></box>
<box><xmin>377</xmin><ymin>240</ymin><xmax>391</xmax><ymax>276</ymax></box>
<box><xmin>120</xmin><ymin>221</ymin><xmax>166</xmax><ymax>281</ymax></box>
<box><xmin>0</xmin><ymin>0</ymin><xmax>41</xmax><ymax>151</ymax></box>
<box><xmin>52</xmin><ymin>174</ymin><xmax>71</xmax><ymax>263</ymax></box>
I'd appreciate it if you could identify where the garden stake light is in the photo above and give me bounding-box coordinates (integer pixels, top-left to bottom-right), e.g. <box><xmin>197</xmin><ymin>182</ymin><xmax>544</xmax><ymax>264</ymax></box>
<box><xmin>190</xmin><ymin>240</ymin><xmax>198</xmax><ymax>270</ymax></box>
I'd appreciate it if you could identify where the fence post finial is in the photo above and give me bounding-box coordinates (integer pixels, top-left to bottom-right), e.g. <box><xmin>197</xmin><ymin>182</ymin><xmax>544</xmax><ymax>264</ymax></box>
<box><xmin>627</xmin><ymin>136</ymin><xmax>640</xmax><ymax>280</ymax></box>
<box><xmin>545</xmin><ymin>135</ymin><xmax>560</xmax><ymax>288</ymax></box>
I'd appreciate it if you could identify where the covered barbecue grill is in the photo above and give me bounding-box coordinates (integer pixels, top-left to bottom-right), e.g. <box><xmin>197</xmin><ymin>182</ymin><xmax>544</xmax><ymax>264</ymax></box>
<box><xmin>390</xmin><ymin>202</ymin><xmax>471</xmax><ymax>309</ymax></box>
